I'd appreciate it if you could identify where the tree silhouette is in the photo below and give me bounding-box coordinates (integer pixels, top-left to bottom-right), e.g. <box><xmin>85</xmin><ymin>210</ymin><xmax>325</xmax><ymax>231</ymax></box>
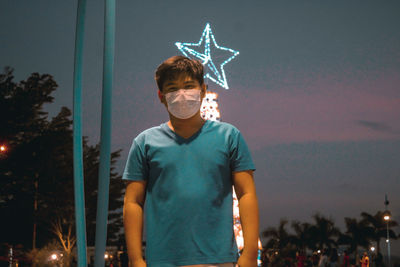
<box><xmin>0</xmin><ymin>69</ymin><xmax>124</xmax><ymax>256</ymax></box>
<box><xmin>309</xmin><ymin>213</ymin><xmax>340</xmax><ymax>250</ymax></box>
<box><xmin>291</xmin><ymin>221</ymin><xmax>314</xmax><ymax>251</ymax></box>
<box><xmin>338</xmin><ymin>217</ymin><xmax>373</xmax><ymax>263</ymax></box>
<box><xmin>262</xmin><ymin>219</ymin><xmax>297</xmax><ymax>266</ymax></box>
<box><xmin>0</xmin><ymin>68</ymin><xmax>58</xmax><ymax>248</ymax></box>
<box><xmin>263</xmin><ymin>219</ymin><xmax>294</xmax><ymax>250</ymax></box>
<box><xmin>361</xmin><ymin>211</ymin><xmax>398</xmax><ymax>255</ymax></box>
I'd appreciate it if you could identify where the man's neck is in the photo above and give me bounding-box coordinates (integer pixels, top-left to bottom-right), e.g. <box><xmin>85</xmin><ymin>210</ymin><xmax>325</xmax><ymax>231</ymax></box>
<box><xmin>167</xmin><ymin>112</ymin><xmax>205</xmax><ymax>137</ymax></box>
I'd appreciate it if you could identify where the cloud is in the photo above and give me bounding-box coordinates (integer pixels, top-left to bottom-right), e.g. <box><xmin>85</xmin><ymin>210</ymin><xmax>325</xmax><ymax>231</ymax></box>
<box><xmin>218</xmin><ymin>72</ymin><xmax>400</xmax><ymax>147</ymax></box>
<box><xmin>357</xmin><ymin>120</ymin><xmax>400</xmax><ymax>135</ymax></box>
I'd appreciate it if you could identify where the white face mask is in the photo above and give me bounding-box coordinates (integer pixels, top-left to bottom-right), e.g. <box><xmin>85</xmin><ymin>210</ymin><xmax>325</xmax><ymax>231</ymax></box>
<box><xmin>165</xmin><ymin>89</ymin><xmax>202</xmax><ymax>119</ymax></box>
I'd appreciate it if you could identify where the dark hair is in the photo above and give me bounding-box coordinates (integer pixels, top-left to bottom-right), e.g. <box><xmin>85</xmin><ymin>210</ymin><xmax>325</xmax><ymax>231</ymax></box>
<box><xmin>155</xmin><ymin>56</ymin><xmax>204</xmax><ymax>91</ymax></box>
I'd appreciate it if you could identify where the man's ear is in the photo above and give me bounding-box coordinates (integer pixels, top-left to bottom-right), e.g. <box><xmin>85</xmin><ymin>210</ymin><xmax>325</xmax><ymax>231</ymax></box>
<box><xmin>201</xmin><ymin>83</ymin><xmax>207</xmax><ymax>99</ymax></box>
<box><xmin>157</xmin><ymin>90</ymin><xmax>164</xmax><ymax>103</ymax></box>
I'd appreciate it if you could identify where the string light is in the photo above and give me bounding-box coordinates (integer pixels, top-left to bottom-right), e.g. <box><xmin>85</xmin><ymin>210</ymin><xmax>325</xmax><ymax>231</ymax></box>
<box><xmin>176</xmin><ymin>23</ymin><xmax>239</xmax><ymax>89</ymax></box>
<box><xmin>200</xmin><ymin>91</ymin><xmax>220</xmax><ymax>121</ymax></box>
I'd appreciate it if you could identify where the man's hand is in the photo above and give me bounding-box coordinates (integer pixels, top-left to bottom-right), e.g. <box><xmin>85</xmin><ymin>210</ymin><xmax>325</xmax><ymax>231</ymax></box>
<box><xmin>233</xmin><ymin>170</ymin><xmax>259</xmax><ymax>267</ymax></box>
<box><xmin>130</xmin><ymin>258</ymin><xmax>146</xmax><ymax>267</ymax></box>
<box><xmin>124</xmin><ymin>181</ymin><xmax>147</xmax><ymax>267</ymax></box>
<box><xmin>236</xmin><ymin>251</ymin><xmax>258</xmax><ymax>267</ymax></box>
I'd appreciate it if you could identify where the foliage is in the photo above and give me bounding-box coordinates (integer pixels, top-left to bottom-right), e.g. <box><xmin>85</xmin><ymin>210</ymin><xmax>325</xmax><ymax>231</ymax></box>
<box><xmin>261</xmin><ymin>212</ymin><xmax>398</xmax><ymax>265</ymax></box>
<box><xmin>262</xmin><ymin>219</ymin><xmax>293</xmax><ymax>251</ymax></box>
<box><xmin>361</xmin><ymin>211</ymin><xmax>398</xmax><ymax>254</ymax></box>
<box><xmin>27</xmin><ymin>241</ymin><xmax>66</xmax><ymax>267</ymax></box>
<box><xmin>337</xmin><ymin>217</ymin><xmax>373</xmax><ymax>262</ymax></box>
<box><xmin>309</xmin><ymin>213</ymin><xmax>340</xmax><ymax>250</ymax></box>
<box><xmin>291</xmin><ymin>221</ymin><xmax>313</xmax><ymax>251</ymax></box>
<box><xmin>0</xmin><ymin>68</ymin><xmax>125</xmax><ymax>254</ymax></box>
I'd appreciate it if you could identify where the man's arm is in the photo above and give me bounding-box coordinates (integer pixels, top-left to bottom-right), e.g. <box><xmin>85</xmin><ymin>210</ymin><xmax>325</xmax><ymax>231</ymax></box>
<box><xmin>123</xmin><ymin>180</ymin><xmax>147</xmax><ymax>267</ymax></box>
<box><xmin>233</xmin><ymin>170</ymin><xmax>259</xmax><ymax>267</ymax></box>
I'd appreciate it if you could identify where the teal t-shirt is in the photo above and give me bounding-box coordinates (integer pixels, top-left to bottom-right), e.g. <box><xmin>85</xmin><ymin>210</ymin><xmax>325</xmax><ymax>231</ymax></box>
<box><xmin>123</xmin><ymin>120</ymin><xmax>255</xmax><ymax>266</ymax></box>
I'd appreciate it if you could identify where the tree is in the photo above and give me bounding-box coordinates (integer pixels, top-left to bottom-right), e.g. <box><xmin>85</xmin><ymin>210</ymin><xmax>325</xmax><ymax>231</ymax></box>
<box><xmin>0</xmin><ymin>67</ymin><xmax>58</xmax><ymax>248</ymax></box>
<box><xmin>0</xmin><ymin>68</ymin><xmax>125</xmax><ymax>257</ymax></box>
<box><xmin>263</xmin><ymin>219</ymin><xmax>294</xmax><ymax>251</ymax></box>
<box><xmin>309</xmin><ymin>213</ymin><xmax>340</xmax><ymax>250</ymax></box>
<box><xmin>361</xmin><ymin>211</ymin><xmax>398</xmax><ymax>255</ymax></box>
<box><xmin>263</xmin><ymin>219</ymin><xmax>298</xmax><ymax>267</ymax></box>
<box><xmin>51</xmin><ymin>218</ymin><xmax>76</xmax><ymax>267</ymax></box>
<box><xmin>338</xmin><ymin>217</ymin><xmax>373</xmax><ymax>263</ymax></box>
<box><xmin>291</xmin><ymin>221</ymin><xmax>314</xmax><ymax>251</ymax></box>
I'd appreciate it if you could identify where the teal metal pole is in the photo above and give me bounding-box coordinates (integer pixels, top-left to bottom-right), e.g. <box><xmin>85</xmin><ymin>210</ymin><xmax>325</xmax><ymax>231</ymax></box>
<box><xmin>72</xmin><ymin>0</ymin><xmax>88</xmax><ymax>266</ymax></box>
<box><xmin>94</xmin><ymin>0</ymin><xmax>115</xmax><ymax>266</ymax></box>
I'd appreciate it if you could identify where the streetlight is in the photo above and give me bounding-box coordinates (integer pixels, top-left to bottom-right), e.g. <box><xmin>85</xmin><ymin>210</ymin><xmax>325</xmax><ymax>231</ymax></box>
<box><xmin>0</xmin><ymin>144</ymin><xmax>7</xmax><ymax>159</ymax></box>
<box><xmin>384</xmin><ymin>194</ymin><xmax>391</xmax><ymax>267</ymax></box>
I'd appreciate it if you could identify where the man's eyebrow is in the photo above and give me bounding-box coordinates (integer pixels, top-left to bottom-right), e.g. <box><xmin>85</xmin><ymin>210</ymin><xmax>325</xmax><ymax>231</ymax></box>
<box><xmin>164</xmin><ymin>80</ymin><xmax>196</xmax><ymax>87</ymax></box>
<box><xmin>164</xmin><ymin>81</ymin><xmax>177</xmax><ymax>87</ymax></box>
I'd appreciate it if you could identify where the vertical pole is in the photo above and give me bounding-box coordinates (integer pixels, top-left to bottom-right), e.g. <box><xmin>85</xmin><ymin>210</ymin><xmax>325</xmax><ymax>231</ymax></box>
<box><xmin>32</xmin><ymin>176</ymin><xmax>38</xmax><ymax>250</ymax></box>
<box><xmin>385</xmin><ymin>194</ymin><xmax>391</xmax><ymax>267</ymax></box>
<box><xmin>73</xmin><ymin>0</ymin><xmax>88</xmax><ymax>266</ymax></box>
<box><xmin>386</xmin><ymin>222</ymin><xmax>391</xmax><ymax>267</ymax></box>
<box><xmin>94</xmin><ymin>0</ymin><xmax>115</xmax><ymax>266</ymax></box>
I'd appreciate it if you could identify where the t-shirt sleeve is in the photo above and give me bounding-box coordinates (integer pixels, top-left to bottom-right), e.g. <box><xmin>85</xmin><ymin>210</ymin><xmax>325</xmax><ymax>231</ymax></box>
<box><xmin>229</xmin><ymin>129</ymin><xmax>256</xmax><ymax>172</ymax></box>
<box><xmin>122</xmin><ymin>138</ymin><xmax>148</xmax><ymax>181</ymax></box>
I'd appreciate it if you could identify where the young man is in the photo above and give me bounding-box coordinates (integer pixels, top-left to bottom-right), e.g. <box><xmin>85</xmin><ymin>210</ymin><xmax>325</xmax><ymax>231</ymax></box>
<box><xmin>123</xmin><ymin>56</ymin><xmax>259</xmax><ymax>267</ymax></box>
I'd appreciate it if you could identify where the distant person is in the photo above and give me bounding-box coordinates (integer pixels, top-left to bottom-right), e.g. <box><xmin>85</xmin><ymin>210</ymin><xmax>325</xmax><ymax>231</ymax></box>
<box><xmin>318</xmin><ymin>250</ymin><xmax>328</xmax><ymax>267</ymax></box>
<box><xmin>312</xmin><ymin>252</ymin><xmax>319</xmax><ymax>267</ymax></box>
<box><xmin>342</xmin><ymin>250</ymin><xmax>350</xmax><ymax>267</ymax></box>
<box><xmin>296</xmin><ymin>251</ymin><xmax>306</xmax><ymax>267</ymax></box>
<box><xmin>360</xmin><ymin>252</ymin><xmax>369</xmax><ymax>267</ymax></box>
<box><xmin>123</xmin><ymin>56</ymin><xmax>259</xmax><ymax>267</ymax></box>
<box><xmin>329</xmin><ymin>248</ymin><xmax>338</xmax><ymax>267</ymax></box>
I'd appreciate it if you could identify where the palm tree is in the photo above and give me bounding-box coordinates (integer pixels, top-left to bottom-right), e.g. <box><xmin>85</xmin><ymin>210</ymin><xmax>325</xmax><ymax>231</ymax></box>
<box><xmin>262</xmin><ymin>219</ymin><xmax>294</xmax><ymax>251</ymax></box>
<box><xmin>263</xmin><ymin>219</ymin><xmax>297</xmax><ymax>266</ymax></box>
<box><xmin>291</xmin><ymin>221</ymin><xmax>314</xmax><ymax>251</ymax></box>
<box><xmin>338</xmin><ymin>217</ymin><xmax>373</xmax><ymax>264</ymax></box>
<box><xmin>310</xmin><ymin>213</ymin><xmax>340</xmax><ymax>250</ymax></box>
<box><xmin>361</xmin><ymin>211</ymin><xmax>398</xmax><ymax>254</ymax></box>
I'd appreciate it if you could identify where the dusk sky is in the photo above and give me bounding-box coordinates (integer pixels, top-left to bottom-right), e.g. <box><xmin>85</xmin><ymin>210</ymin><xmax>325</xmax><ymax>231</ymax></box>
<box><xmin>2</xmin><ymin>0</ymin><xmax>399</xmax><ymax>254</ymax></box>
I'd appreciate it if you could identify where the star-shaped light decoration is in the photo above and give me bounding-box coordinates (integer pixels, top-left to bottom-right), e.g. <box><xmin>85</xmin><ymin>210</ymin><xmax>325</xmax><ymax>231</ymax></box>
<box><xmin>175</xmin><ymin>23</ymin><xmax>239</xmax><ymax>90</ymax></box>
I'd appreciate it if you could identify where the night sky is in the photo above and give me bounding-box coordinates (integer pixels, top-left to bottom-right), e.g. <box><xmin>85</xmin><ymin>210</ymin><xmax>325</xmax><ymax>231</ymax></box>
<box><xmin>2</xmin><ymin>1</ymin><xmax>399</xmax><ymax>254</ymax></box>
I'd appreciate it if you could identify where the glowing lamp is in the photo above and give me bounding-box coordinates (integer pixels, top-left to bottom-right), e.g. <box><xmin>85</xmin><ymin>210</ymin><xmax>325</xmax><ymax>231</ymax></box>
<box><xmin>383</xmin><ymin>210</ymin><xmax>391</xmax><ymax>221</ymax></box>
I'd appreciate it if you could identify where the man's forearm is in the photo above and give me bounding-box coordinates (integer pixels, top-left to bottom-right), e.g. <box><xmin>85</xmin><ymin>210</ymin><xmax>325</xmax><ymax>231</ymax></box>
<box><xmin>123</xmin><ymin>202</ymin><xmax>144</xmax><ymax>262</ymax></box>
<box><xmin>238</xmin><ymin>192</ymin><xmax>259</xmax><ymax>258</ymax></box>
